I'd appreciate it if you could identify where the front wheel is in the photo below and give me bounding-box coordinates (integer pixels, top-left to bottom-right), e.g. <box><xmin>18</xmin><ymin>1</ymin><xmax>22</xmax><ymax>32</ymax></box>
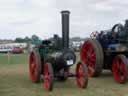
<box><xmin>112</xmin><ymin>55</ymin><xmax>128</xmax><ymax>83</ymax></box>
<box><xmin>76</xmin><ymin>62</ymin><xmax>88</xmax><ymax>88</ymax></box>
<box><xmin>44</xmin><ymin>62</ymin><xmax>54</xmax><ymax>91</ymax></box>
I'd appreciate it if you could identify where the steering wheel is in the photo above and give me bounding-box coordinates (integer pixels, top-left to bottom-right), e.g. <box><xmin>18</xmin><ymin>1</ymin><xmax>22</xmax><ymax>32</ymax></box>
<box><xmin>90</xmin><ymin>31</ymin><xmax>99</xmax><ymax>39</ymax></box>
<box><xmin>111</xmin><ymin>23</ymin><xmax>124</xmax><ymax>33</ymax></box>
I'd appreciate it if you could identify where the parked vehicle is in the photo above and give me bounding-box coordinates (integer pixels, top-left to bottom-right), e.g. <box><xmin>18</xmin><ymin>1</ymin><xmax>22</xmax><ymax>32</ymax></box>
<box><xmin>11</xmin><ymin>47</ymin><xmax>23</xmax><ymax>54</ymax></box>
<box><xmin>0</xmin><ymin>47</ymin><xmax>12</xmax><ymax>53</ymax></box>
<box><xmin>80</xmin><ymin>20</ymin><xmax>128</xmax><ymax>84</ymax></box>
<box><xmin>29</xmin><ymin>11</ymin><xmax>88</xmax><ymax>91</ymax></box>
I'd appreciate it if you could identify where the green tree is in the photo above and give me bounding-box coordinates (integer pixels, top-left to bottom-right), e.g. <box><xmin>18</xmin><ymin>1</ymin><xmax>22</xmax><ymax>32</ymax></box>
<box><xmin>31</xmin><ymin>35</ymin><xmax>41</xmax><ymax>45</ymax></box>
<box><xmin>15</xmin><ymin>37</ymin><xmax>24</xmax><ymax>43</ymax></box>
<box><xmin>24</xmin><ymin>36</ymin><xmax>31</xmax><ymax>42</ymax></box>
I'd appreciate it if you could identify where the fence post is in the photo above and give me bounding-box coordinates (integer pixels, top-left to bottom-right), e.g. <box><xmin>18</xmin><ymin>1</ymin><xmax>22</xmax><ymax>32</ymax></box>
<box><xmin>7</xmin><ymin>51</ymin><xmax>10</xmax><ymax>64</ymax></box>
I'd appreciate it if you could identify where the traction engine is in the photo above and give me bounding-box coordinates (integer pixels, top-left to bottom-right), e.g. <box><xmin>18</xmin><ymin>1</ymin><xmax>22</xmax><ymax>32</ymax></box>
<box><xmin>29</xmin><ymin>11</ymin><xmax>88</xmax><ymax>91</ymax></box>
<box><xmin>80</xmin><ymin>20</ymin><xmax>128</xmax><ymax>83</ymax></box>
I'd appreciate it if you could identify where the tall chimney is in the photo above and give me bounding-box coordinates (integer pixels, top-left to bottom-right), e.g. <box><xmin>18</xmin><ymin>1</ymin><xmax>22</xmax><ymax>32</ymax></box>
<box><xmin>61</xmin><ymin>10</ymin><xmax>70</xmax><ymax>49</ymax></box>
<box><xmin>124</xmin><ymin>19</ymin><xmax>128</xmax><ymax>39</ymax></box>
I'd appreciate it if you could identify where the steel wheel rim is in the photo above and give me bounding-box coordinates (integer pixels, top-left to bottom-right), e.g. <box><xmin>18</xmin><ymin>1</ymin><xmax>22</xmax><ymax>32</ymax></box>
<box><xmin>112</xmin><ymin>56</ymin><xmax>126</xmax><ymax>83</ymax></box>
<box><xmin>29</xmin><ymin>52</ymin><xmax>37</xmax><ymax>81</ymax></box>
<box><xmin>44</xmin><ymin>63</ymin><xmax>50</xmax><ymax>91</ymax></box>
<box><xmin>76</xmin><ymin>63</ymin><xmax>87</xmax><ymax>88</ymax></box>
<box><xmin>80</xmin><ymin>41</ymin><xmax>96</xmax><ymax>76</ymax></box>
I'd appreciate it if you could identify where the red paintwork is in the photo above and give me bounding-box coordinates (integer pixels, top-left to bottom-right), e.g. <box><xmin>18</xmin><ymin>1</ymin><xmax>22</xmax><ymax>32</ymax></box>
<box><xmin>80</xmin><ymin>41</ymin><xmax>96</xmax><ymax>77</ymax></box>
<box><xmin>44</xmin><ymin>63</ymin><xmax>50</xmax><ymax>91</ymax></box>
<box><xmin>76</xmin><ymin>62</ymin><xmax>87</xmax><ymax>88</ymax></box>
<box><xmin>112</xmin><ymin>55</ymin><xmax>126</xmax><ymax>83</ymax></box>
<box><xmin>29</xmin><ymin>52</ymin><xmax>36</xmax><ymax>82</ymax></box>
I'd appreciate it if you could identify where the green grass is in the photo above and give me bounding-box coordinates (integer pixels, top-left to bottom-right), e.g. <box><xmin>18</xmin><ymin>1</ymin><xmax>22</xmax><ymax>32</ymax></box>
<box><xmin>0</xmin><ymin>53</ymin><xmax>28</xmax><ymax>64</ymax></box>
<box><xmin>0</xmin><ymin>53</ymin><xmax>128</xmax><ymax>96</ymax></box>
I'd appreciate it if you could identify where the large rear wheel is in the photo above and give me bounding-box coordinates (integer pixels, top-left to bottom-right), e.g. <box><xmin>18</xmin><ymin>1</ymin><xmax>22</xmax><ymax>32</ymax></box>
<box><xmin>29</xmin><ymin>50</ymin><xmax>41</xmax><ymax>83</ymax></box>
<box><xmin>80</xmin><ymin>39</ymin><xmax>104</xmax><ymax>77</ymax></box>
<box><xmin>112</xmin><ymin>55</ymin><xmax>128</xmax><ymax>83</ymax></box>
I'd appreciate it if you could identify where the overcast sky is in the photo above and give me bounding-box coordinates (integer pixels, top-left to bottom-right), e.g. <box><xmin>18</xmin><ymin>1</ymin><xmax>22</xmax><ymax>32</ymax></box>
<box><xmin>0</xmin><ymin>0</ymin><xmax>128</xmax><ymax>39</ymax></box>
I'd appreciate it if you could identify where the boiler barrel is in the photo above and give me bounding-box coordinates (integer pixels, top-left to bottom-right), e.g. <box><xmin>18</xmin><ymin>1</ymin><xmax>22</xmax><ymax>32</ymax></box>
<box><xmin>47</xmin><ymin>50</ymin><xmax>76</xmax><ymax>72</ymax></box>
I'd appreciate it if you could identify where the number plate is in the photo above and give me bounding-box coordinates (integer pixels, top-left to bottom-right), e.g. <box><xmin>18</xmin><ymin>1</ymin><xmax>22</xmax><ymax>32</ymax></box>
<box><xmin>67</xmin><ymin>60</ymin><xmax>73</xmax><ymax>65</ymax></box>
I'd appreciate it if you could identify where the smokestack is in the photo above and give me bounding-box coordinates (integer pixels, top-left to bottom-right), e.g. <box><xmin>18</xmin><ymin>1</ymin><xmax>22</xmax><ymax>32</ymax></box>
<box><xmin>125</xmin><ymin>19</ymin><xmax>128</xmax><ymax>28</ymax></box>
<box><xmin>124</xmin><ymin>19</ymin><xmax>128</xmax><ymax>38</ymax></box>
<box><xmin>61</xmin><ymin>10</ymin><xmax>70</xmax><ymax>49</ymax></box>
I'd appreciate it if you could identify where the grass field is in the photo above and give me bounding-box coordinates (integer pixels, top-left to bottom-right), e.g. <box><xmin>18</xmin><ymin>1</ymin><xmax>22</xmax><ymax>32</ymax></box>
<box><xmin>0</xmin><ymin>53</ymin><xmax>128</xmax><ymax>96</ymax></box>
<box><xmin>0</xmin><ymin>53</ymin><xmax>28</xmax><ymax>64</ymax></box>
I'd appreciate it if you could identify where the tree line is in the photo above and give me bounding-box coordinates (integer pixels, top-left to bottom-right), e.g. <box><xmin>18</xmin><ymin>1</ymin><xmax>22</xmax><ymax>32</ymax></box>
<box><xmin>14</xmin><ymin>35</ymin><xmax>41</xmax><ymax>45</ymax></box>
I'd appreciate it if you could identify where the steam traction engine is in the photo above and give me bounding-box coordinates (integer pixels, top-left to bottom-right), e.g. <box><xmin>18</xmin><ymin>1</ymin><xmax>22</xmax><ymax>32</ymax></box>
<box><xmin>29</xmin><ymin>11</ymin><xmax>88</xmax><ymax>91</ymax></box>
<box><xmin>80</xmin><ymin>20</ymin><xmax>128</xmax><ymax>83</ymax></box>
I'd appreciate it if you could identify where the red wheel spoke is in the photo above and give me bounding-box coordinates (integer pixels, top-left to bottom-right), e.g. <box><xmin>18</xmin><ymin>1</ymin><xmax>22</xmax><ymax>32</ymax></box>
<box><xmin>81</xmin><ymin>42</ymin><xmax>96</xmax><ymax>76</ymax></box>
<box><xmin>90</xmin><ymin>54</ymin><xmax>96</xmax><ymax>62</ymax></box>
<box><xmin>113</xmin><ymin>63</ymin><xmax>118</xmax><ymax>73</ymax></box>
<box><xmin>82</xmin><ymin>49</ymin><xmax>87</xmax><ymax>53</ymax></box>
<box><xmin>112</xmin><ymin>55</ymin><xmax>127</xmax><ymax>83</ymax></box>
<box><xmin>88</xmin><ymin>61</ymin><xmax>94</xmax><ymax>69</ymax></box>
<box><xmin>116</xmin><ymin>59</ymin><xmax>120</xmax><ymax>69</ymax></box>
<box><xmin>44</xmin><ymin>63</ymin><xmax>53</xmax><ymax>91</ymax></box>
<box><xmin>29</xmin><ymin>50</ymin><xmax>41</xmax><ymax>83</ymax></box>
<box><xmin>33</xmin><ymin>63</ymin><xmax>36</xmax><ymax>69</ymax></box>
<box><xmin>76</xmin><ymin>63</ymin><xmax>88</xmax><ymax>88</ymax></box>
<box><xmin>78</xmin><ymin>66</ymin><xmax>85</xmax><ymax>77</ymax></box>
<box><xmin>45</xmin><ymin>73</ymin><xmax>50</xmax><ymax>89</ymax></box>
<box><xmin>120</xmin><ymin>63</ymin><xmax>125</xmax><ymax>74</ymax></box>
<box><xmin>88</xmin><ymin>66</ymin><xmax>95</xmax><ymax>73</ymax></box>
<box><xmin>86</xmin><ymin>50</ymin><xmax>91</xmax><ymax>57</ymax></box>
<box><xmin>44</xmin><ymin>65</ymin><xmax>50</xmax><ymax>90</ymax></box>
<box><xmin>29</xmin><ymin>52</ymin><xmax>37</xmax><ymax>82</ymax></box>
<box><xmin>79</xmin><ymin>73</ymin><xmax>85</xmax><ymax>77</ymax></box>
<box><xmin>78</xmin><ymin>78</ymin><xmax>85</xmax><ymax>87</ymax></box>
